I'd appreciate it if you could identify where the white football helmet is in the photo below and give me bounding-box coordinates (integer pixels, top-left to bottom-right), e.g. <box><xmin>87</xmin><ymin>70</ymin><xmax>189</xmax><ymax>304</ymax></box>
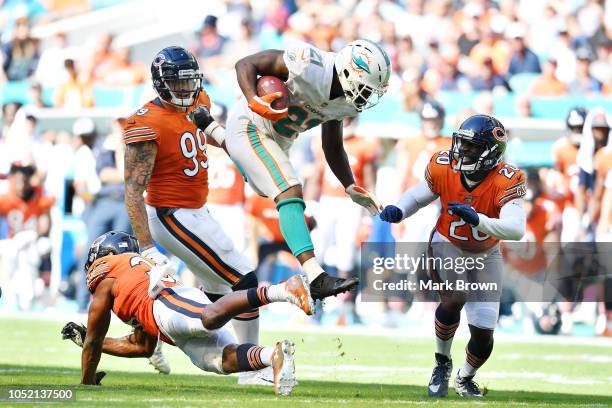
<box><xmin>334</xmin><ymin>39</ymin><xmax>391</xmax><ymax>112</ymax></box>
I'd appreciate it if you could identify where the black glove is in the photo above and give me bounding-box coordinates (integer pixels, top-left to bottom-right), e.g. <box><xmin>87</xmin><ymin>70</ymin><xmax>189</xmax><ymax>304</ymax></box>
<box><xmin>95</xmin><ymin>371</ymin><xmax>106</xmax><ymax>385</ymax></box>
<box><xmin>189</xmin><ymin>105</ymin><xmax>215</xmax><ymax>130</ymax></box>
<box><xmin>61</xmin><ymin>322</ymin><xmax>87</xmax><ymax>347</ymax></box>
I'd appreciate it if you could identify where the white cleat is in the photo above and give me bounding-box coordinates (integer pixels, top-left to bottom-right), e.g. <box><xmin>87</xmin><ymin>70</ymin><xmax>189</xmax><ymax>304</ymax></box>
<box><xmin>284</xmin><ymin>275</ymin><xmax>314</xmax><ymax>316</ymax></box>
<box><xmin>237</xmin><ymin>367</ymin><xmax>274</xmax><ymax>386</ymax></box>
<box><xmin>148</xmin><ymin>341</ymin><xmax>171</xmax><ymax>374</ymax></box>
<box><xmin>272</xmin><ymin>340</ymin><xmax>296</xmax><ymax>396</ymax></box>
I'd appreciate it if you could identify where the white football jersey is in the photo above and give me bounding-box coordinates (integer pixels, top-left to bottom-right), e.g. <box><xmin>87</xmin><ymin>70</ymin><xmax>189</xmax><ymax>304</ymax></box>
<box><xmin>236</xmin><ymin>42</ymin><xmax>358</xmax><ymax>146</ymax></box>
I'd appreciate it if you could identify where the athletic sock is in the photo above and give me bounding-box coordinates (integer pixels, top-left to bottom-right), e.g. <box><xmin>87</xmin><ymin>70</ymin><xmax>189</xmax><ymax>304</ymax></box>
<box><xmin>232</xmin><ymin>314</ymin><xmax>259</xmax><ymax>345</ymax></box>
<box><xmin>459</xmin><ymin>334</ymin><xmax>494</xmax><ymax>378</ymax></box>
<box><xmin>246</xmin><ymin>287</ymin><xmax>270</xmax><ymax>308</ymax></box>
<box><xmin>236</xmin><ymin>344</ymin><xmax>271</xmax><ymax>371</ymax></box>
<box><xmin>435</xmin><ymin>304</ymin><xmax>460</xmax><ymax>358</ymax></box>
<box><xmin>301</xmin><ymin>257</ymin><xmax>324</xmax><ymax>281</ymax></box>
<box><xmin>267</xmin><ymin>282</ymin><xmax>288</xmax><ymax>302</ymax></box>
<box><xmin>276</xmin><ymin>198</ymin><xmax>315</xmax><ymax>257</ymax></box>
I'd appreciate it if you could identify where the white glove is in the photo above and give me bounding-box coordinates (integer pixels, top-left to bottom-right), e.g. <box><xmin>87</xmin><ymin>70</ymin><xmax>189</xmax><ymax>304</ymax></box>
<box><xmin>346</xmin><ymin>184</ymin><xmax>383</xmax><ymax>216</ymax></box>
<box><xmin>147</xmin><ymin>263</ymin><xmax>176</xmax><ymax>299</ymax></box>
<box><xmin>142</xmin><ymin>246</ymin><xmax>170</xmax><ymax>266</ymax></box>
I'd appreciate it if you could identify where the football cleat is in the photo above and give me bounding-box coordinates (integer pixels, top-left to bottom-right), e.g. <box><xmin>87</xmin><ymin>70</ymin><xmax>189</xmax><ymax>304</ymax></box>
<box><xmin>238</xmin><ymin>367</ymin><xmax>274</xmax><ymax>386</ymax></box>
<box><xmin>284</xmin><ymin>274</ymin><xmax>314</xmax><ymax>315</ymax></box>
<box><xmin>428</xmin><ymin>353</ymin><xmax>453</xmax><ymax>397</ymax></box>
<box><xmin>454</xmin><ymin>370</ymin><xmax>484</xmax><ymax>397</ymax></box>
<box><xmin>309</xmin><ymin>272</ymin><xmax>358</xmax><ymax>300</ymax></box>
<box><xmin>148</xmin><ymin>341</ymin><xmax>171</xmax><ymax>374</ymax></box>
<box><xmin>271</xmin><ymin>340</ymin><xmax>296</xmax><ymax>396</ymax></box>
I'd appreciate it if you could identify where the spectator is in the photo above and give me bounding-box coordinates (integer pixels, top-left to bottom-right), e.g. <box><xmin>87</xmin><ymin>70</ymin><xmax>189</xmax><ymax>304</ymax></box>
<box><xmin>0</xmin><ymin>162</ymin><xmax>54</xmax><ymax>311</ymax></box>
<box><xmin>468</xmin><ymin>57</ymin><xmax>511</xmax><ymax>92</ymax></box>
<box><xmin>529</xmin><ymin>58</ymin><xmax>567</xmax><ymax>96</ymax></box>
<box><xmin>86</xmin><ymin>33</ymin><xmax>117</xmax><ymax>82</ymax></box>
<box><xmin>100</xmin><ymin>48</ymin><xmax>146</xmax><ymax>87</ymax></box>
<box><xmin>568</xmin><ymin>48</ymin><xmax>602</xmax><ymax>94</ymax></box>
<box><xmin>1</xmin><ymin>16</ymin><xmax>39</xmax><ymax>81</ymax></box>
<box><xmin>54</xmin><ymin>59</ymin><xmax>94</xmax><ymax>108</ymax></box>
<box><xmin>196</xmin><ymin>15</ymin><xmax>227</xmax><ymax>59</ymax></box>
<box><xmin>514</xmin><ymin>94</ymin><xmax>533</xmax><ymax>118</ymax></box>
<box><xmin>507</xmin><ymin>24</ymin><xmax>541</xmax><ymax>76</ymax></box>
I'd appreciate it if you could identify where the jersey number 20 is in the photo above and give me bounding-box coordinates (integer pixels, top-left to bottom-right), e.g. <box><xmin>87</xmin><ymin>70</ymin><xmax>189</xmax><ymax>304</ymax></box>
<box><xmin>180</xmin><ymin>129</ymin><xmax>208</xmax><ymax>177</ymax></box>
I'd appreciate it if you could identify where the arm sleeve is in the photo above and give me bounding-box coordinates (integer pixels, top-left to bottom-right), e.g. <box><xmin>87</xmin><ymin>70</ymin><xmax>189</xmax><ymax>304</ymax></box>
<box><xmin>397</xmin><ymin>180</ymin><xmax>439</xmax><ymax>219</ymax></box>
<box><xmin>476</xmin><ymin>198</ymin><xmax>526</xmax><ymax>241</ymax></box>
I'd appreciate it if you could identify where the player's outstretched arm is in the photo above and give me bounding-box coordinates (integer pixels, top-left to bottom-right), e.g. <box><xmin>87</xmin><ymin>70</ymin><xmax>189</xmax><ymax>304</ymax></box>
<box><xmin>380</xmin><ymin>181</ymin><xmax>439</xmax><ymax>223</ymax></box>
<box><xmin>124</xmin><ymin>141</ymin><xmax>157</xmax><ymax>251</ymax></box>
<box><xmin>81</xmin><ymin>279</ymin><xmax>113</xmax><ymax>385</ymax></box>
<box><xmin>323</xmin><ymin>120</ymin><xmax>382</xmax><ymax>215</ymax></box>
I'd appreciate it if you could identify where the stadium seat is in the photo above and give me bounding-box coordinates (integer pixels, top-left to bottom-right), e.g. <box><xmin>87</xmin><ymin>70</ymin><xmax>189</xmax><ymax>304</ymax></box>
<box><xmin>0</xmin><ymin>80</ymin><xmax>31</xmax><ymax>105</ymax></box>
<box><xmin>93</xmin><ymin>85</ymin><xmax>130</xmax><ymax>107</ymax></box>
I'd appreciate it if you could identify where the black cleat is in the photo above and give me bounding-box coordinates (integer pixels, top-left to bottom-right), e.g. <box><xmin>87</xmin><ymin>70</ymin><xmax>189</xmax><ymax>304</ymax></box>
<box><xmin>428</xmin><ymin>353</ymin><xmax>453</xmax><ymax>397</ymax></box>
<box><xmin>309</xmin><ymin>272</ymin><xmax>358</xmax><ymax>300</ymax></box>
<box><xmin>454</xmin><ymin>370</ymin><xmax>484</xmax><ymax>397</ymax></box>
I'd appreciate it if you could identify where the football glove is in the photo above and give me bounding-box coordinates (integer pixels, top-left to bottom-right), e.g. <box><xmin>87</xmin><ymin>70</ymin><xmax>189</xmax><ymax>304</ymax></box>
<box><xmin>148</xmin><ymin>263</ymin><xmax>175</xmax><ymax>299</ymax></box>
<box><xmin>379</xmin><ymin>205</ymin><xmax>404</xmax><ymax>223</ymax></box>
<box><xmin>346</xmin><ymin>184</ymin><xmax>383</xmax><ymax>216</ymax></box>
<box><xmin>142</xmin><ymin>246</ymin><xmax>173</xmax><ymax>270</ymax></box>
<box><xmin>189</xmin><ymin>106</ymin><xmax>225</xmax><ymax>145</ymax></box>
<box><xmin>248</xmin><ymin>92</ymin><xmax>288</xmax><ymax>122</ymax></box>
<box><xmin>61</xmin><ymin>322</ymin><xmax>87</xmax><ymax>347</ymax></box>
<box><xmin>94</xmin><ymin>371</ymin><xmax>106</xmax><ymax>385</ymax></box>
<box><xmin>447</xmin><ymin>202</ymin><xmax>480</xmax><ymax>226</ymax></box>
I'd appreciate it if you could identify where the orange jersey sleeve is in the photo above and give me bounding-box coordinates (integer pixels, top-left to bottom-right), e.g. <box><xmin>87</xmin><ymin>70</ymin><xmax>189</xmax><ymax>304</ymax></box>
<box><xmin>424</xmin><ymin>150</ymin><xmax>449</xmax><ymax>196</ymax></box>
<box><xmin>123</xmin><ymin>93</ymin><xmax>213</xmax><ymax>208</ymax></box>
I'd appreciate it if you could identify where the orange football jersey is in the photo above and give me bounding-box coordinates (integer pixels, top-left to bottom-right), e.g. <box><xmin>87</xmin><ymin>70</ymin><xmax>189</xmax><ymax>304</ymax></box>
<box><xmin>87</xmin><ymin>253</ymin><xmax>176</xmax><ymax>341</ymax></box>
<box><xmin>426</xmin><ymin>150</ymin><xmax>527</xmax><ymax>252</ymax></box>
<box><xmin>207</xmin><ymin>147</ymin><xmax>245</xmax><ymax>205</ymax></box>
<box><xmin>551</xmin><ymin>138</ymin><xmax>579</xmax><ymax>207</ymax></box>
<box><xmin>0</xmin><ymin>186</ymin><xmax>55</xmax><ymax>237</ymax></box>
<box><xmin>123</xmin><ymin>92</ymin><xmax>212</xmax><ymax>208</ymax></box>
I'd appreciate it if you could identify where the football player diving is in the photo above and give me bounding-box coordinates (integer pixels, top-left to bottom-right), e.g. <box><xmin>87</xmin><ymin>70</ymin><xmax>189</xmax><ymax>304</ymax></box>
<box><xmin>62</xmin><ymin>231</ymin><xmax>314</xmax><ymax>395</ymax></box>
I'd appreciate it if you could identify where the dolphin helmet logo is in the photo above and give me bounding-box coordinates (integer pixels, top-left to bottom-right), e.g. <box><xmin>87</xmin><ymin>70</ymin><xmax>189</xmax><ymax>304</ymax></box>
<box><xmin>351</xmin><ymin>52</ymin><xmax>371</xmax><ymax>74</ymax></box>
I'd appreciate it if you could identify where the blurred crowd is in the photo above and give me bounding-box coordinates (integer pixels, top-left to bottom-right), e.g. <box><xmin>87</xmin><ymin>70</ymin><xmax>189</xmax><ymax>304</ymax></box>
<box><xmin>0</xmin><ymin>0</ymin><xmax>611</xmax><ymax>335</ymax></box>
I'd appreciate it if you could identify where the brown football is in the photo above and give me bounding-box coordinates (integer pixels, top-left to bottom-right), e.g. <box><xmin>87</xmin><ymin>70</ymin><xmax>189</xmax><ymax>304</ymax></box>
<box><xmin>256</xmin><ymin>76</ymin><xmax>289</xmax><ymax>110</ymax></box>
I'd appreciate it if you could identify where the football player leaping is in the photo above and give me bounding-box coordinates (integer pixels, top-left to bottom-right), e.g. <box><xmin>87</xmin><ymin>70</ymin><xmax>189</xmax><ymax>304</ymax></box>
<box><xmin>62</xmin><ymin>231</ymin><xmax>312</xmax><ymax>395</ymax></box>
<box><xmin>191</xmin><ymin>40</ymin><xmax>390</xmax><ymax>299</ymax></box>
<box><xmin>380</xmin><ymin>115</ymin><xmax>527</xmax><ymax>397</ymax></box>
<box><xmin>122</xmin><ymin>46</ymin><xmax>289</xmax><ymax>384</ymax></box>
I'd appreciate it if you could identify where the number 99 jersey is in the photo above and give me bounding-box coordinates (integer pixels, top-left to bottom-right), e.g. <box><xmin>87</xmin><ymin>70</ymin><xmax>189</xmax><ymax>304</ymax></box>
<box><xmin>426</xmin><ymin>150</ymin><xmax>527</xmax><ymax>252</ymax></box>
<box><xmin>123</xmin><ymin>92</ymin><xmax>212</xmax><ymax>209</ymax></box>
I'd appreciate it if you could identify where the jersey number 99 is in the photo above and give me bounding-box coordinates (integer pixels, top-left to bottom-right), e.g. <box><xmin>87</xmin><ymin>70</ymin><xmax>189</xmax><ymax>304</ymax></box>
<box><xmin>180</xmin><ymin>130</ymin><xmax>208</xmax><ymax>177</ymax></box>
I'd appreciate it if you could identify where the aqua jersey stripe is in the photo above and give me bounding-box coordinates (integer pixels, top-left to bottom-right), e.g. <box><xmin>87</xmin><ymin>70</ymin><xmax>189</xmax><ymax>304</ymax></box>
<box><xmin>247</xmin><ymin>121</ymin><xmax>289</xmax><ymax>191</ymax></box>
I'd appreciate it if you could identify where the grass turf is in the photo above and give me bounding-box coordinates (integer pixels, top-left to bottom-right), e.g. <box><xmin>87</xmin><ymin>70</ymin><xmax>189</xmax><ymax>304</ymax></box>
<box><xmin>1</xmin><ymin>318</ymin><xmax>611</xmax><ymax>407</ymax></box>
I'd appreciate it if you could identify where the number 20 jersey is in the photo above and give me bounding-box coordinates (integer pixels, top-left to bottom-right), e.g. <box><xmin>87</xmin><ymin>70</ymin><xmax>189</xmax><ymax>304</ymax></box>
<box><xmin>123</xmin><ymin>92</ymin><xmax>212</xmax><ymax>209</ymax></box>
<box><xmin>237</xmin><ymin>42</ymin><xmax>359</xmax><ymax>143</ymax></box>
<box><xmin>426</xmin><ymin>150</ymin><xmax>527</xmax><ymax>253</ymax></box>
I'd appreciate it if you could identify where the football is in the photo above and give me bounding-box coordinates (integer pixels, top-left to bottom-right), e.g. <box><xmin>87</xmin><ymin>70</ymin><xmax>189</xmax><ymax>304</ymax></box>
<box><xmin>256</xmin><ymin>76</ymin><xmax>289</xmax><ymax>110</ymax></box>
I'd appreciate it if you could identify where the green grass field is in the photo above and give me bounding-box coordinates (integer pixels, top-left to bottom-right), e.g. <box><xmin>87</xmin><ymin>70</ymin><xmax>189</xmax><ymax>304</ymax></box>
<box><xmin>1</xmin><ymin>317</ymin><xmax>611</xmax><ymax>407</ymax></box>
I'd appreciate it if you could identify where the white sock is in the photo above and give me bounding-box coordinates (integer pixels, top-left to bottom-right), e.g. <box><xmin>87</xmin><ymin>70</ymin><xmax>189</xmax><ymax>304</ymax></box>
<box><xmin>259</xmin><ymin>347</ymin><xmax>274</xmax><ymax>366</ymax></box>
<box><xmin>302</xmin><ymin>258</ymin><xmax>324</xmax><ymax>281</ymax></box>
<box><xmin>267</xmin><ymin>282</ymin><xmax>287</xmax><ymax>302</ymax></box>
<box><xmin>231</xmin><ymin>318</ymin><xmax>259</xmax><ymax>345</ymax></box>
<box><xmin>458</xmin><ymin>360</ymin><xmax>477</xmax><ymax>378</ymax></box>
<box><xmin>435</xmin><ymin>337</ymin><xmax>453</xmax><ymax>358</ymax></box>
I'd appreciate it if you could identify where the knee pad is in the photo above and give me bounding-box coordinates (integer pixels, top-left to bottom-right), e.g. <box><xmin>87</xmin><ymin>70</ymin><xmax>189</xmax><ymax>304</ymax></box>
<box><xmin>231</xmin><ymin>271</ymin><xmax>258</xmax><ymax>291</ymax></box>
<box><xmin>465</xmin><ymin>301</ymin><xmax>499</xmax><ymax>330</ymax></box>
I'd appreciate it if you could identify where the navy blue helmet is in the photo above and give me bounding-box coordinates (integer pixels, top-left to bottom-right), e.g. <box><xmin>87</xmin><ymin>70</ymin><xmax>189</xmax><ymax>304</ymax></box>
<box><xmin>151</xmin><ymin>46</ymin><xmax>203</xmax><ymax>108</ymax></box>
<box><xmin>84</xmin><ymin>231</ymin><xmax>139</xmax><ymax>273</ymax></box>
<box><xmin>450</xmin><ymin>114</ymin><xmax>507</xmax><ymax>172</ymax></box>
